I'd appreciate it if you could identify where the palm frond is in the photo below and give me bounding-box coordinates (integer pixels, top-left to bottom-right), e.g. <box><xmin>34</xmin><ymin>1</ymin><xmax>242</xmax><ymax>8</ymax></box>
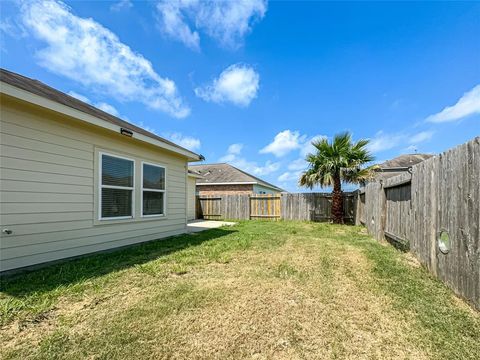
<box><xmin>298</xmin><ymin>131</ymin><xmax>376</xmax><ymax>190</ymax></box>
<box><xmin>341</xmin><ymin>165</ymin><xmax>379</xmax><ymax>185</ymax></box>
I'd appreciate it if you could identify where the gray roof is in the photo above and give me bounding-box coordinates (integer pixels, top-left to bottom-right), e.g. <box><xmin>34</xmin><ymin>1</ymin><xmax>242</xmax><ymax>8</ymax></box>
<box><xmin>0</xmin><ymin>68</ymin><xmax>200</xmax><ymax>159</ymax></box>
<box><xmin>378</xmin><ymin>153</ymin><xmax>433</xmax><ymax>169</ymax></box>
<box><xmin>187</xmin><ymin>169</ymin><xmax>203</xmax><ymax>177</ymax></box>
<box><xmin>189</xmin><ymin>163</ymin><xmax>284</xmax><ymax>191</ymax></box>
<box><xmin>376</xmin><ymin>153</ymin><xmax>434</xmax><ymax>178</ymax></box>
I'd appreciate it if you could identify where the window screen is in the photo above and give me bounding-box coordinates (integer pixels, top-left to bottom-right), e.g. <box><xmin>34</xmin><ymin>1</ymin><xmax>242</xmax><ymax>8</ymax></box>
<box><xmin>142</xmin><ymin>163</ymin><xmax>166</xmax><ymax>216</ymax></box>
<box><xmin>143</xmin><ymin>164</ymin><xmax>165</xmax><ymax>190</ymax></box>
<box><xmin>100</xmin><ymin>154</ymin><xmax>134</xmax><ymax>219</ymax></box>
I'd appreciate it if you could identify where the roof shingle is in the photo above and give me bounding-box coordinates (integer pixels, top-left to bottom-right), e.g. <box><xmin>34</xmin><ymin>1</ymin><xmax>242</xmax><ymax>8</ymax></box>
<box><xmin>0</xmin><ymin>68</ymin><xmax>199</xmax><ymax>158</ymax></box>
<box><xmin>376</xmin><ymin>153</ymin><xmax>434</xmax><ymax>179</ymax></box>
<box><xmin>189</xmin><ymin>163</ymin><xmax>284</xmax><ymax>191</ymax></box>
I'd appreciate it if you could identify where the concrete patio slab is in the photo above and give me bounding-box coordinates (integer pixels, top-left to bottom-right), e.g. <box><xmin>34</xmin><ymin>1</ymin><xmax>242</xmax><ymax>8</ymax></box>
<box><xmin>187</xmin><ymin>220</ymin><xmax>236</xmax><ymax>233</ymax></box>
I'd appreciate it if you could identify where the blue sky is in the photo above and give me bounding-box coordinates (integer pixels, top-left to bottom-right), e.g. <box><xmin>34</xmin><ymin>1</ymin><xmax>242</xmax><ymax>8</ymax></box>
<box><xmin>1</xmin><ymin>0</ymin><xmax>479</xmax><ymax>192</ymax></box>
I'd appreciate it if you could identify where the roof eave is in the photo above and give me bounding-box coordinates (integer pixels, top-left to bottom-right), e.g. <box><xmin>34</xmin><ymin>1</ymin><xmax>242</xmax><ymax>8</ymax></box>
<box><xmin>377</xmin><ymin>167</ymin><xmax>411</xmax><ymax>172</ymax></box>
<box><xmin>196</xmin><ymin>181</ymin><xmax>283</xmax><ymax>192</ymax></box>
<box><xmin>1</xmin><ymin>81</ymin><xmax>202</xmax><ymax>162</ymax></box>
<box><xmin>196</xmin><ymin>182</ymin><xmax>257</xmax><ymax>186</ymax></box>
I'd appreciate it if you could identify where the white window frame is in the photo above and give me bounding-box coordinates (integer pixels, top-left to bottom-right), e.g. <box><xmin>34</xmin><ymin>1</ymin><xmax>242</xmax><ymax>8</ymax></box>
<box><xmin>99</xmin><ymin>151</ymin><xmax>135</xmax><ymax>221</ymax></box>
<box><xmin>141</xmin><ymin>161</ymin><xmax>167</xmax><ymax>218</ymax></box>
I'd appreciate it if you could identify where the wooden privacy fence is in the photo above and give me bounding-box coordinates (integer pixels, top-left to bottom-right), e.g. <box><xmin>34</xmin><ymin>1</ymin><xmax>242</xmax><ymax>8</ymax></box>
<box><xmin>282</xmin><ymin>193</ymin><xmax>355</xmax><ymax>223</ymax></box>
<box><xmin>196</xmin><ymin>192</ymin><xmax>356</xmax><ymax>223</ymax></box>
<box><xmin>356</xmin><ymin>136</ymin><xmax>480</xmax><ymax>310</ymax></box>
<box><xmin>250</xmin><ymin>194</ymin><xmax>282</xmax><ymax>220</ymax></box>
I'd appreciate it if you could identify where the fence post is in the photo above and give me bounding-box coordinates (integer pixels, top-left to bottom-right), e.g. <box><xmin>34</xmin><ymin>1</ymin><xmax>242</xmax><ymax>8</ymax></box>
<box><xmin>429</xmin><ymin>161</ymin><xmax>438</xmax><ymax>276</ymax></box>
<box><xmin>353</xmin><ymin>190</ymin><xmax>359</xmax><ymax>225</ymax></box>
<box><xmin>249</xmin><ymin>194</ymin><xmax>254</xmax><ymax>220</ymax></box>
<box><xmin>379</xmin><ymin>181</ymin><xmax>387</xmax><ymax>240</ymax></box>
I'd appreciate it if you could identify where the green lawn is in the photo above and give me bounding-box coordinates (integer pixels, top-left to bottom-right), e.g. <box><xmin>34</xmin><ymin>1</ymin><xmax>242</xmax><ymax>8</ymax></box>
<box><xmin>1</xmin><ymin>221</ymin><xmax>479</xmax><ymax>359</ymax></box>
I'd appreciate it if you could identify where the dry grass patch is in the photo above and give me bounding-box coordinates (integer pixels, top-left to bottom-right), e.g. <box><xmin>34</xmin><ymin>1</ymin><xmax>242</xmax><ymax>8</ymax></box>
<box><xmin>1</xmin><ymin>221</ymin><xmax>479</xmax><ymax>359</ymax></box>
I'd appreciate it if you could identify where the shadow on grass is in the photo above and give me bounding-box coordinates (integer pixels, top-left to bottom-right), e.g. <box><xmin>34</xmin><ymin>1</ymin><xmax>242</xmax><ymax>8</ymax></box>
<box><xmin>0</xmin><ymin>228</ymin><xmax>236</xmax><ymax>298</ymax></box>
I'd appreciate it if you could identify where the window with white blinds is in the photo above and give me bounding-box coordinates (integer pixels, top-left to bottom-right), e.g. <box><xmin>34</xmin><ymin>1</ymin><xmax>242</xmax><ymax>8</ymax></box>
<box><xmin>100</xmin><ymin>153</ymin><xmax>134</xmax><ymax>219</ymax></box>
<box><xmin>142</xmin><ymin>162</ymin><xmax>166</xmax><ymax>216</ymax></box>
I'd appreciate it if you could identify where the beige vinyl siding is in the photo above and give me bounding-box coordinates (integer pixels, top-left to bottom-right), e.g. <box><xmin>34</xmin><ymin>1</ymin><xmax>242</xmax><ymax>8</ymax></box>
<box><xmin>187</xmin><ymin>176</ymin><xmax>196</xmax><ymax>220</ymax></box>
<box><xmin>0</xmin><ymin>96</ymin><xmax>189</xmax><ymax>272</ymax></box>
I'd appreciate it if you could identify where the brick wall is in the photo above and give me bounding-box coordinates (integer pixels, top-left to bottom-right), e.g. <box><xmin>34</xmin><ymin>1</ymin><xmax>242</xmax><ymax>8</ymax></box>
<box><xmin>197</xmin><ymin>184</ymin><xmax>253</xmax><ymax>196</ymax></box>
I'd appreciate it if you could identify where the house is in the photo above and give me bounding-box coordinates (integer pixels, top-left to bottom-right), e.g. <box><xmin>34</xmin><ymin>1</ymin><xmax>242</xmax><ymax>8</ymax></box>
<box><xmin>189</xmin><ymin>163</ymin><xmax>284</xmax><ymax>196</ymax></box>
<box><xmin>0</xmin><ymin>68</ymin><xmax>202</xmax><ymax>272</ymax></box>
<box><xmin>375</xmin><ymin>153</ymin><xmax>434</xmax><ymax>179</ymax></box>
<box><xmin>187</xmin><ymin>169</ymin><xmax>203</xmax><ymax>221</ymax></box>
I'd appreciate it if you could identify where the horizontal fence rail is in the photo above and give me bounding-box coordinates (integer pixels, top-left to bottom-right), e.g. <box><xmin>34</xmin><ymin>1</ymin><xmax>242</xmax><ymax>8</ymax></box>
<box><xmin>196</xmin><ymin>192</ymin><xmax>357</xmax><ymax>223</ymax></box>
<box><xmin>196</xmin><ymin>136</ymin><xmax>479</xmax><ymax>311</ymax></box>
<box><xmin>355</xmin><ymin>136</ymin><xmax>480</xmax><ymax>310</ymax></box>
<box><xmin>281</xmin><ymin>193</ymin><xmax>355</xmax><ymax>223</ymax></box>
<box><xmin>250</xmin><ymin>194</ymin><xmax>281</xmax><ymax>219</ymax></box>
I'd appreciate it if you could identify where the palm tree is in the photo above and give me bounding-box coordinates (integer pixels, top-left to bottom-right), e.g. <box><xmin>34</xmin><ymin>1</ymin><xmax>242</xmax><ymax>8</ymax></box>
<box><xmin>299</xmin><ymin>132</ymin><xmax>377</xmax><ymax>224</ymax></box>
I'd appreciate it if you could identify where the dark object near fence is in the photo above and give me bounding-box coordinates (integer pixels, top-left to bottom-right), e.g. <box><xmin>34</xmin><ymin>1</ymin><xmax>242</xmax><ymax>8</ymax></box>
<box><xmin>384</xmin><ymin>231</ymin><xmax>410</xmax><ymax>252</ymax></box>
<box><xmin>356</xmin><ymin>136</ymin><xmax>480</xmax><ymax>310</ymax></box>
<box><xmin>196</xmin><ymin>192</ymin><xmax>356</xmax><ymax>223</ymax></box>
<box><xmin>281</xmin><ymin>192</ymin><xmax>355</xmax><ymax>224</ymax></box>
<box><xmin>196</xmin><ymin>138</ymin><xmax>480</xmax><ymax>310</ymax></box>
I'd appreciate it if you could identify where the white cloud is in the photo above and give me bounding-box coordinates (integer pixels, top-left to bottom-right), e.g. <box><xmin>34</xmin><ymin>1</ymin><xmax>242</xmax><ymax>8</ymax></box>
<box><xmin>67</xmin><ymin>91</ymin><xmax>119</xmax><ymax>117</ymax></box>
<box><xmin>260</xmin><ymin>130</ymin><xmax>306</xmax><ymax>157</ymax></box>
<box><xmin>227</xmin><ymin>143</ymin><xmax>244</xmax><ymax>155</ymax></box>
<box><xmin>426</xmin><ymin>85</ymin><xmax>480</xmax><ymax>123</ymax></box>
<box><xmin>156</xmin><ymin>0</ymin><xmax>267</xmax><ymax>50</ymax></box>
<box><xmin>401</xmin><ymin>131</ymin><xmax>434</xmax><ymax>153</ymax></box>
<box><xmin>195</xmin><ymin>64</ymin><xmax>259</xmax><ymax>107</ymax></box>
<box><xmin>218</xmin><ymin>153</ymin><xmax>236</xmax><ymax>162</ymax></box>
<box><xmin>403</xmin><ymin>145</ymin><xmax>418</xmax><ymax>153</ymax></box>
<box><xmin>288</xmin><ymin>158</ymin><xmax>307</xmax><ymax>171</ymax></box>
<box><xmin>163</xmin><ymin>132</ymin><xmax>201</xmax><ymax>151</ymax></box>
<box><xmin>260</xmin><ymin>131</ymin><xmax>326</xmax><ymax>158</ymax></box>
<box><xmin>67</xmin><ymin>91</ymin><xmax>90</xmax><ymax>104</ymax></box>
<box><xmin>96</xmin><ymin>102</ymin><xmax>120</xmax><ymax>117</ymax></box>
<box><xmin>367</xmin><ymin>129</ymin><xmax>434</xmax><ymax>153</ymax></box>
<box><xmin>0</xmin><ymin>17</ymin><xmax>27</xmax><ymax>39</ymax></box>
<box><xmin>409</xmin><ymin>130</ymin><xmax>434</xmax><ymax>144</ymax></box>
<box><xmin>300</xmin><ymin>134</ymin><xmax>327</xmax><ymax>156</ymax></box>
<box><xmin>233</xmin><ymin>158</ymin><xmax>280</xmax><ymax>176</ymax></box>
<box><xmin>0</xmin><ymin>20</ymin><xmax>16</xmax><ymax>37</ymax></box>
<box><xmin>218</xmin><ymin>143</ymin><xmax>279</xmax><ymax>176</ymax></box>
<box><xmin>133</xmin><ymin>121</ymin><xmax>157</xmax><ymax>134</ymax></box>
<box><xmin>219</xmin><ymin>143</ymin><xmax>244</xmax><ymax>162</ymax></box>
<box><xmin>69</xmin><ymin>90</ymin><xmax>160</xmax><ymax>134</ymax></box>
<box><xmin>156</xmin><ymin>1</ymin><xmax>200</xmax><ymax>51</ymax></box>
<box><xmin>278</xmin><ymin>171</ymin><xmax>301</xmax><ymax>182</ymax></box>
<box><xmin>21</xmin><ymin>0</ymin><xmax>189</xmax><ymax>118</ymax></box>
<box><xmin>367</xmin><ymin>131</ymin><xmax>404</xmax><ymax>153</ymax></box>
<box><xmin>110</xmin><ymin>0</ymin><xmax>133</xmax><ymax>12</ymax></box>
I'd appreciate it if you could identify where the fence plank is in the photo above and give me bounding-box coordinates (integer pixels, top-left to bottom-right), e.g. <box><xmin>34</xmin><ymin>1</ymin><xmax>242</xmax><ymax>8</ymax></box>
<box><xmin>197</xmin><ymin>192</ymin><xmax>356</xmax><ymax>223</ymax></box>
<box><xmin>356</xmin><ymin>136</ymin><xmax>480</xmax><ymax>310</ymax></box>
<box><xmin>249</xmin><ymin>194</ymin><xmax>282</xmax><ymax>219</ymax></box>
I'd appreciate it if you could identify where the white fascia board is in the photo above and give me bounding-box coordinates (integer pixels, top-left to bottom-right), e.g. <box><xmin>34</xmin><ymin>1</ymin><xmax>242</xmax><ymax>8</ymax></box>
<box><xmin>188</xmin><ymin>173</ymin><xmax>204</xmax><ymax>179</ymax></box>
<box><xmin>196</xmin><ymin>182</ymin><xmax>257</xmax><ymax>186</ymax></box>
<box><xmin>196</xmin><ymin>181</ymin><xmax>282</xmax><ymax>192</ymax></box>
<box><xmin>1</xmin><ymin>82</ymin><xmax>202</xmax><ymax>161</ymax></box>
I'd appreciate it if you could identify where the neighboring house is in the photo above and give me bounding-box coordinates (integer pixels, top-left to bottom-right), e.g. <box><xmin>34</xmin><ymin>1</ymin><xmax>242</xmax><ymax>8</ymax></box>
<box><xmin>0</xmin><ymin>68</ymin><xmax>202</xmax><ymax>272</ymax></box>
<box><xmin>187</xmin><ymin>169</ymin><xmax>203</xmax><ymax>220</ymax></box>
<box><xmin>375</xmin><ymin>153</ymin><xmax>434</xmax><ymax>179</ymax></box>
<box><xmin>189</xmin><ymin>163</ymin><xmax>284</xmax><ymax>196</ymax></box>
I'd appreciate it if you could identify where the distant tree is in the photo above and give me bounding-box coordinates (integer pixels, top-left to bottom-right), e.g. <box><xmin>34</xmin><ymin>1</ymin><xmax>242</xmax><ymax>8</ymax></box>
<box><xmin>299</xmin><ymin>132</ymin><xmax>377</xmax><ymax>224</ymax></box>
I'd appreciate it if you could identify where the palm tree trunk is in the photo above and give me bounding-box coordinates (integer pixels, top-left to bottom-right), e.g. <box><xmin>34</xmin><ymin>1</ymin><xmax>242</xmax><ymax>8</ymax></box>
<box><xmin>331</xmin><ymin>175</ymin><xmax>343</xmax><ymax>224</ymax></box>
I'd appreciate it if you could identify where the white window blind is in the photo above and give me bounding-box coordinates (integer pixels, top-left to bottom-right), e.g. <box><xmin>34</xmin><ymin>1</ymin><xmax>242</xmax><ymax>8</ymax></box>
<box><xmin>100</xmin><ymin>154</ymin><xmax>134</xmax><ymax>219</ymax></box>
<box><xmin>142</xmin><ymin>163</ymin><xmax>166</xmax><ymax>216</ymax></box>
